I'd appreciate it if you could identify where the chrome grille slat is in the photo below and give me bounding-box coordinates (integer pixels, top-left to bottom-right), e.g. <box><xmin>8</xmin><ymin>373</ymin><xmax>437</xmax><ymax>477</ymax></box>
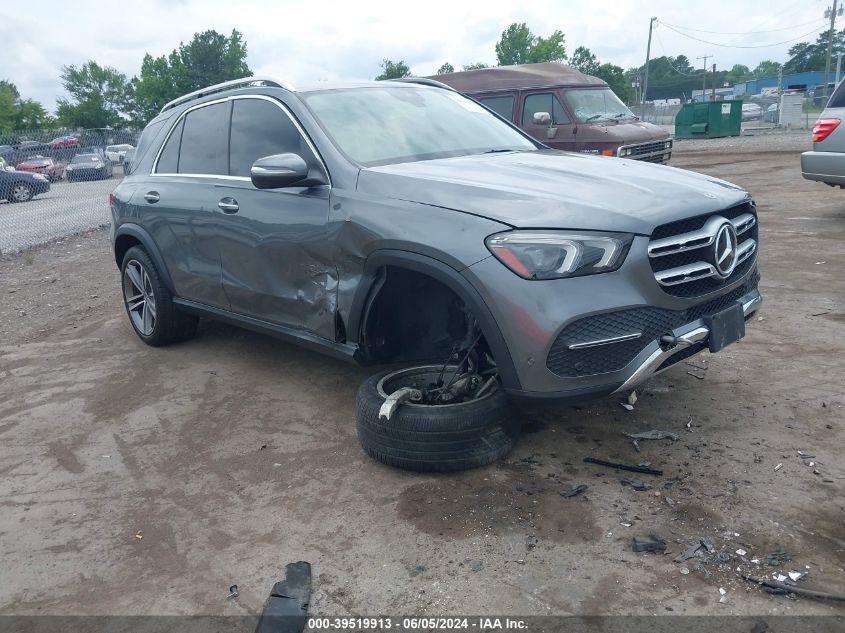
<box><xmin>655</xmin><ymin>262</ymin><xmax>717</xmax><ymax>286</ymax></box>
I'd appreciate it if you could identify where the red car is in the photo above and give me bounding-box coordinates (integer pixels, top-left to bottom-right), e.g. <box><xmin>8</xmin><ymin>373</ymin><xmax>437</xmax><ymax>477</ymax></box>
<box><xmin>16</xmin><ymin>156</ymin><xmax>67</xmax><ymax>182</ymax></box>
<box><xmin>48</xmin><ymin>136</ymin><xmax>81</xmax><ymax>149</ymax></box>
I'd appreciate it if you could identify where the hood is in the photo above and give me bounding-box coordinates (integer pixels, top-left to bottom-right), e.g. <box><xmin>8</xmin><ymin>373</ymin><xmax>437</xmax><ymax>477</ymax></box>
<box><xmin>356</xmin><ymin>150</ymin><xmax>748</xmax><ymax>235</ymax></box>
<box><xmin>581</xmin><ymin>119</ymin><xmax>669</xmax><ymax>144</ymax></box>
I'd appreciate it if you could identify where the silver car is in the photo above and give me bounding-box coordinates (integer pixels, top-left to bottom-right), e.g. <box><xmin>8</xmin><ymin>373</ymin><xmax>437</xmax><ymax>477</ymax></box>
<box><xmin>802</xmin><ymin>82</ymin><xmax>845</xmax><ymax>187</ymax></box>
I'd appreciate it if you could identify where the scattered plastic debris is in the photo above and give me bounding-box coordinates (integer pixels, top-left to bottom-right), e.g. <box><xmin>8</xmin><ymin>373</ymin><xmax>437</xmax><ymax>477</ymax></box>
<box><xmin>719</xmin><ymin>587</ymin><xmax>728</xmax><ymax>603</ymax></box>
<box><xmin>227</xmin><ymin>585</ymin><xmax>239</xmax><ymax>600</ymax></box>
<box><xmin>583</xmin><ymin>457</ymin><xmax>663</xmax><ymax>476</ymax></box>
<box><xmin>774</xmin><ymin>463</ymin><xmax>783</xmax><ymax>472</ymax></box>
<box><xmin>774</xmin><ymin>574</ymin><xmax>788</xmax><ymax>582</ymax></box>
<box><xmin>625</xmin><ymin>430</ymin><xmax>679</xmax><ymax>441</ymax></box>
<box><xmin>559</xmin><ymin>484</ymin><xmax>589</xmax><ymax>498</ymax></box>
<box><xmin>255</xmin><ymin>561</ymin><xmax>311</xmax><ymax>633</ymax></box>
<box><xmin>134</xmin><ymin>531</ymin><xmax>143</xmax><ymax>540</ymax></box>
<box><xmin>627</xmin><ymin>391</ymin><xmax>638</xmax><ymax>406</ymax></box>
<box><xmin>788</xmin><ymin>571</ymin><xmax>805</xmax><ymax>582</ymax></box>
<box><xmin>620</xmin><ymin>402</ymin><xmax>635</xmax><ymax>411</ymax></box>
<box><xmin>736</xmin><ymin>548</ymin><xmax>748</xmax><ymax>556</ymax></box>
<box><xmin>679</xmin><ymin>566</ymin><xmax>690</xmax><ymax>575</ymax></box>
<box><xmin>632</xmin><ymin>535</ymin><xmax>666</xmax><ymax>552</ymax></box>
<box><xmin>741</xmin><ymin>573</ymin><xmax>845</xmax><ymax>602</ymax></box>
<box><xmin>620</xmin><ymin>477</ymin><xmax>650</xmax><ymax>491</ymax></box>
<box><xmin>766</xmin><ymin>550</ymin><xmax>791</xmax><ymax>566</ymax></box>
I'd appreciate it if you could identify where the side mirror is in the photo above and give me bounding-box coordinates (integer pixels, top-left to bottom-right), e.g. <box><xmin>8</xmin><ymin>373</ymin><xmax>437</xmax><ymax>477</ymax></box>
<box><xmin>250</xmin><ymin>153</ymin><xmax>325</xmax><ymax>189</ymax></box>
<box><xmin>533</xmin><ymin>111</ymin><xmax>551</xmax><ymax>125</ymax></box>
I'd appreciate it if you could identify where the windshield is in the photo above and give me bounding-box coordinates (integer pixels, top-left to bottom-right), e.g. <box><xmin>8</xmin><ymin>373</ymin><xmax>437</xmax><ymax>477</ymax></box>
<box><xmin>303</xmin><ymin>86</ymin><xmax>537</xmax><ymax>166</ymax></box>
<box><xmin>565</xmin><ymin>88</ymin><xmax>635</xmax><ymax>123</ymax></box>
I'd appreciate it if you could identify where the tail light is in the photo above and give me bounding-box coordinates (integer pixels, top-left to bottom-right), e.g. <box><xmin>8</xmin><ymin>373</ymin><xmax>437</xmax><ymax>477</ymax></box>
<box><xmin>812</xmin><ymin>118</ymin><xmax>841</xmax><ymax>143</ymax></box>
<box><xmin>108</xmin><ymin>193</ymin><xmax>115</xmax><ymax>207</ymax></box>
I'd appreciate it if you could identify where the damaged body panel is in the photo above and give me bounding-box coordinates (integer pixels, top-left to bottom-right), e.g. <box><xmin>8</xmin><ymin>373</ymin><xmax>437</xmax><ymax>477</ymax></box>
<box><xmin>111</xmin><ymin>78</ymin><xmax>762</xmax><ymax>403</ymax></box>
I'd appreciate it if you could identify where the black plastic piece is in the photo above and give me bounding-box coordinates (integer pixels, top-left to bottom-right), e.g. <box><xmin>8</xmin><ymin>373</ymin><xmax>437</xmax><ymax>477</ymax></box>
<box><xmin>254</xmin><ymin>561</ymin><xmax>311</xmax><ymax>633</ymax></box>
<box><xmin>704</xmin><ymin>302</ymin><xmax>745</xmax><ymax>353</ymax></box>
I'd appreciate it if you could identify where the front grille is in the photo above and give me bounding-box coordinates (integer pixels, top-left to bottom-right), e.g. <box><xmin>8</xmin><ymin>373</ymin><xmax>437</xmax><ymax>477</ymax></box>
<box><xmin>648</xmin><ymin>201</ymin><xmax>759</xmax><ymax>298</ymax></box>
<box><xmin>629</xmin><ymin>141</ymin><xmax>669</xmax><ymax>156</ymax></box>
<box><xmin>619</xmin><ymin>140</ymin><xmax>672</xmax><ymax>164</ymax></box>
<box><xmin>546</xmin><ymin>272</ymin><xmax>759</xmax><ymax>378</ymax></box>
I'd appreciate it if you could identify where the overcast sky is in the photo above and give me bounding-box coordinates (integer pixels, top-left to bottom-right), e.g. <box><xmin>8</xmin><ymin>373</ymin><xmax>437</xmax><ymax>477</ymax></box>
<box><xmin>0</xmin><ymin>0</ymin><xmax>831</xmax><ymax>112</ymax></box>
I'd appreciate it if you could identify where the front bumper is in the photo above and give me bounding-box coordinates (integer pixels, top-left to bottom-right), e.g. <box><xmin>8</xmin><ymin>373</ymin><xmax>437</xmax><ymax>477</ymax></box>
<box><xmin>464</xmin><ymin>237</ymin><xmax>761</xmax><ymax>401</ymax></box>
<box><xmin>801</xmin><ymin>150</ymin><xmax>845</xmax><ymax>185</ymax></box>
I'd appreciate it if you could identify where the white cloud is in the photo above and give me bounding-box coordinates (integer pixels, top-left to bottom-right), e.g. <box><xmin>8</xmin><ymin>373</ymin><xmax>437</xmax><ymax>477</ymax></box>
<box><xmin>0</xmin><ymin>0</ymin><xmax>829</xmax><ymax>112</ymax></box>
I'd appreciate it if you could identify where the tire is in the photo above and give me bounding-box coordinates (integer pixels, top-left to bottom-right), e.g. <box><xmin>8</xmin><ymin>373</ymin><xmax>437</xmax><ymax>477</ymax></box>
<box><xmin>121</xmin><ymin>246</ymin><xmax>198</xmax><ymax>346</ymax></box>
<box><xmin>356</xmin><ymin>367</ymin><xmax>520</xmax><ymax>473</ymax></box>
<box><xmin>10</xmin><ymin>182</ymin><xmax>33</xmax><ymax>203</ymax></box>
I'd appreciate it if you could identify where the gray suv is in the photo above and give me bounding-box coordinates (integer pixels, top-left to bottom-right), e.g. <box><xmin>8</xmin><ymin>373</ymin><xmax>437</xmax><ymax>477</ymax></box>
<box><xmin>802</xmin><ymin>81</ymin><xmax>845</xmax><ymax>187</ymax></box>
<box><xmin>110</xmin><ymin>77</ymin><xmax>762</xmax><ymax>472</ymax></box>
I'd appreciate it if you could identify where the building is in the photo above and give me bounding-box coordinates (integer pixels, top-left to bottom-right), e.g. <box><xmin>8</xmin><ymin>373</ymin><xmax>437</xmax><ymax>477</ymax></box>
<box><xmin>733</xmin><ymin>71</ymin><xmax>833</xmax><ymax>97</ymax></box>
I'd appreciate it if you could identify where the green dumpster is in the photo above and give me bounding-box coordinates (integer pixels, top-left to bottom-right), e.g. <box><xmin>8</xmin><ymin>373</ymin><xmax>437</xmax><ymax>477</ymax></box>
<box><xmin>674</xmin><ymin>100</ymin><xmax>742</xmax><ymax>139</ymax></box>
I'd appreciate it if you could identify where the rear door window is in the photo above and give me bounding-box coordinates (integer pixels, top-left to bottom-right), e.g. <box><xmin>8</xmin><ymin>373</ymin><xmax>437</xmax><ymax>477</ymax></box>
<box><xmin>828</xmin><ymin>82</ymin><xmax>845</xmax><ymax>108</ymax></box>
<box><xmin>522</xmin><ymin>93</ymin><xmax>570</xmax><ymax>125</ymax></box>
<box><xmin>178</xmin><ymin>102</ymin><xmax>230</xmax><ymax>175</ymax></box>
<box><xmin>228</xmin><ymin>98</ymin><xmax>315</xmax><ymax>177</ymax></box>
<box><xmin>478</xmin><ymin>96</ymin><xmax>515</xmax><ymax>121</ymax></box>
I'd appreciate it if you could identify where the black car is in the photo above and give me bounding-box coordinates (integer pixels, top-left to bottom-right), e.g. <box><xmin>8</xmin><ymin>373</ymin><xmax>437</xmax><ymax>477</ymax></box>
<box><xmin>66</xmin><ymin>153</ymin><xmax>114</xmax><ymax>182</ymax></box>
<box><xmin>0</xmin><ymin>169</ymin><xmax>50</xmax><ymax>202</ymax></box>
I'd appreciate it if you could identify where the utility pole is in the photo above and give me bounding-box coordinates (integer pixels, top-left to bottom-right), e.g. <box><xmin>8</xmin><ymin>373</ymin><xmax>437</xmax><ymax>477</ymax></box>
<box><xmin>823</xmin><ymin>1</ymin><xmax>842</xmax><ymax>99</ymax></box>
<box><xmin>837</xmin><ymin>52</ymin><xmax>843</xmax><ymax>84</ymax></box>
<box><xmin>697</xmin><ymin>55</ymin><xmax>711</xmax><ymax>100</ymax></box>
<box><xmin>642</xmin><ymin>17</ymin><xmax>657</xmax><ymax>116</ymax></box>
<box><xmin>712</xmin><ymin>63</ymin><xmax>717</xmax><ymax>101</ymax></box>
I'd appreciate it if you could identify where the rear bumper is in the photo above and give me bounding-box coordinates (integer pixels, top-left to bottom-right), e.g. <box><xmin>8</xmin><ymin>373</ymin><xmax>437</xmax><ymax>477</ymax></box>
<box><xmin>801</xmin><ymin>150</ymin><xmax>845</xmax><ymax>185</ymax></box>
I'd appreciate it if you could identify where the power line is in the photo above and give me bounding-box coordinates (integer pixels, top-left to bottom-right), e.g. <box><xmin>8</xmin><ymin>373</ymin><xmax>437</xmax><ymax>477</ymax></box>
<box><xmin>659</xmin><ymin>21</ymin><xmax>826</xmax><ymax>48</ymax></box>
<box><xmin>654</xmin><ymin>29</ymin><xmax>705</xmax><ymax>76</ymax></box>
<box><xmin>659</xmin><ymin>17</ymin><xmax>826</xmax><ymax>35</ymax></box>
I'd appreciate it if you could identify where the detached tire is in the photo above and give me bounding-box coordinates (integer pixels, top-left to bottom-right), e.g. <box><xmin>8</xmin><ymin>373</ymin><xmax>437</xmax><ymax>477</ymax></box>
<box><xmin>356</xmin><ymin>367</ymin><xmax>520</xmax><ymax>473</ymax></box>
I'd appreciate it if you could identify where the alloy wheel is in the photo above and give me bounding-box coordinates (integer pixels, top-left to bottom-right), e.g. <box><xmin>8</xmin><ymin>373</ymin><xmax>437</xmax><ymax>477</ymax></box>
<box><xmin>12</xmin><ymin>184</ymin><xmax>32</xmax><ymax>202</ymax></box>
<box><xmin>123</xmin><ymin>260</ymin><xmax>157</xmax><ymax>336</ymax></box>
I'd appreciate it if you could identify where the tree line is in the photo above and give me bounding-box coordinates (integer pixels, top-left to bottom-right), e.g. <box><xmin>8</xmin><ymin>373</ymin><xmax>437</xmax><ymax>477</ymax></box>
<box><xmin>3</xmin><ymin>22</ymin><xmax>844</xmax><ymax>134</ymax></box>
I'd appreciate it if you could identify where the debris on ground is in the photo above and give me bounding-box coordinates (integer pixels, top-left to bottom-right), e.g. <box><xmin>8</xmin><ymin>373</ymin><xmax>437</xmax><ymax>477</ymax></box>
<box><xmin>134</xmin><ymin>531</ymin><xmax>143</xmax><ymax>540</ymax></box>
<box><xmin>632</xmin><ymin>535</ymin><xmax>666</xmax><ymax>553</ymax></box>
<box><xmin>788</xmin><ymin>571</ymin><xmax>805</xmax><ymax>582</ymax></box>
<box><xmin>719</xmin><ymin>587</ymin><xmax>728</xmax><ymax>604</ymax></box>
<box><xmin>620</xmin><ymin>476</ymin><xmax>651</xmax><ymax>491</ymax></box>
<box><xmin>679</xmin><ymin>566</ymin><xmax>690</xmax><ymax>575</ymax></box>
<box><xmin>741</xmin><ymin>573</ymin><xmax>845</xmax><ymax>602</ymax></box>
<box><xmin>620</xmin><ymin>402</ymin><xmax>635</xmax><ymax>411</ymax></box>
<box><xmin>766</xmin><ymin>550</ymin><xmax>791</xmax><ymax>566</ymax></box>
<box><xmin>227</xmin><ymin>584</ymin><xmax>239</xmax><ymax>600</ymax></box>
<box><xmin>625</xmin><ymin>430</ymin><xmax>680</xmax><ymax>441</ymax></box>
<box><xmin>559</xmin><ymin>484</ymin><xmax>589</xmax><ymax>498</ymax></box>
<box><xmin>255</xmin><ymin>561</ymin><xmax>311</xmax><ymax>633</ymax></box>
<box><xmin>583</xmin><ymin>457</ymin><xmax>663</xmax><ymax>476</ymax></box>
<box><xmin>627</xmin><ymin>391</ymin><xmax>638</xmax><ymax>406</ymax></box>
<box><xmin>774</xmin><ymin>463</ymin><xmax>783</xmax><ymax>472</ymax></box>
<box><xmin>736</xmin><ymin>548</ymin><xmax>747</xmax><ymax>556</ymax></box>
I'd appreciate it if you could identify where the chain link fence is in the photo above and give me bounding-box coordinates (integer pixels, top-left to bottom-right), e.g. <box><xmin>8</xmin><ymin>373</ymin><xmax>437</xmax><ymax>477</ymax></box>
<box><xmin>0</xmin><ymin>128</ymin><xmax>139</xmax><ymax>254</ymax></box>
<box><xmin>637</xmin><ymin>97</ymin><xmax>817</xmax><ymax>130</ymax></box>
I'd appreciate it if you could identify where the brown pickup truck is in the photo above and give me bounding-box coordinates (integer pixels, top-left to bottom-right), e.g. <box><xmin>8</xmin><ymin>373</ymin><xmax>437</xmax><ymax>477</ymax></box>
<box><xmin>430</xmin><ymin>62</ymin><xmax>672</xmax><ymax>164</ymax></box>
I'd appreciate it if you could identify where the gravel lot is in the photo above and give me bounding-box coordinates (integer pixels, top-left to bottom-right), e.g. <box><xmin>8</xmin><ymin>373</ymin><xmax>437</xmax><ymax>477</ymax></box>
<box><xmin>0</xmin><ymin>139</ymin><xmax>843</xmax><ymax>623</ymax></box>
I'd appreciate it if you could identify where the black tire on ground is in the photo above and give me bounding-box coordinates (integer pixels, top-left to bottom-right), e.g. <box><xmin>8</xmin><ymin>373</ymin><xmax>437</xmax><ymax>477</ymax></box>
<box><xmin>10</xmin><ymin>182</ymin><xmax>33</xmax><ymax>202</ymax></box>
<box><xmin>356</xmin><ymin>368</ymin><xmax>520</xmax><ymax>473</ymax></box>
<box><xmin>121</xmin><ymin>245</ymin><xmax>198</xmax><ymax>346</ymax></box>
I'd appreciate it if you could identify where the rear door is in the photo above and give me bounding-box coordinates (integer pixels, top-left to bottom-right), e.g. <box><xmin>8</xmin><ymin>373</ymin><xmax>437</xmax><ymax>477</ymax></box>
<box><xmin>143</xmin><ymin>101</ymin><xmax>229</xmax><ymax>307</ymax></box>
<box><xmin>214</xmin><ymin>96</ymin><xmax>335</xmax><ymax>339</ymax></box>
<box><xmin>518</xmin><ymin>90</ymin><xmax>574</xmax><ymax>150</ymax></box>
<box><xmin>475</xmin><ymin>94</ymin><xmax>517</xmax><ymax>123</ymax></box>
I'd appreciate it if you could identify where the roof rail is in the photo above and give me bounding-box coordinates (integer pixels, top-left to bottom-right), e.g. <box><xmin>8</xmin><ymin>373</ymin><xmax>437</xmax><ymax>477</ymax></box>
<box><xmin>391</xmin><ymin>77</ymin><xmax>456</xmax><ymax>91</ymax></box>
<box><xmin>160</xmin><ymin>76</ymin><xmax>296</xmax><ymax>113</ymax></box>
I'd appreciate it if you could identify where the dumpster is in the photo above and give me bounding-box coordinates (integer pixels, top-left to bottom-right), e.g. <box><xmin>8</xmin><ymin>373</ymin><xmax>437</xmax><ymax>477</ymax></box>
<box><xmin>674</xmin><ymin>100</ymin><xmax>742</xmax><ymax>139</ymax></box>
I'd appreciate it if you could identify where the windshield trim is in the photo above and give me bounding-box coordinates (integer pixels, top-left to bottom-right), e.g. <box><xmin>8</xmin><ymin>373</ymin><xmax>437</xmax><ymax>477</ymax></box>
<box><xmin>299</xmin><ymin>85</ymin><xmax>543</xmax><ymax>168</ymax></box>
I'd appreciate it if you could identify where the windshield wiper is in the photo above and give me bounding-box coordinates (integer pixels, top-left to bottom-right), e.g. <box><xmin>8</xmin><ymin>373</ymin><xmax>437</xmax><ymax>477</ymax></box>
<box><xmin>585</xmin><ymin>114</ymin><xmax>604</xmax><ymax>122</ymax></box>
<box><xmin>482</xmin><ymin>148</ymin><xmax>516</xmax><ymax>154</ymax></box>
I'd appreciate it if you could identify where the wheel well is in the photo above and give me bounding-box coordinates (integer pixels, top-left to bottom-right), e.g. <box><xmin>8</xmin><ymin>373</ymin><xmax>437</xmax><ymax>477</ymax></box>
<box><xmin>114</xmin><ymin>234</ymin><xmax>141</xmax><ymax>267</ymax></box>
<box><xmin>359</xmin><ymin>266</ymin><xmax>482</xmax><ymax>365</ymax></box>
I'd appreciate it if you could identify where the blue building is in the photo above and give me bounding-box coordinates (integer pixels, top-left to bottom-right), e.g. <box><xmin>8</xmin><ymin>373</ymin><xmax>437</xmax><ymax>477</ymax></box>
<box><xmin>734</xmin><ymin>71</ymin><xmax>832</xmax><ymax>96</ymax></box>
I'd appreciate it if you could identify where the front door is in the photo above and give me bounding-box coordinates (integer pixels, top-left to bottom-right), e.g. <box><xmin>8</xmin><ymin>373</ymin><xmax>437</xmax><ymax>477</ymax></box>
<box><xmin>214</xmin><ymin>96</ymin><xmax>335</xmax><ymax>339</ymax></box>
<box><xmin>519</xmin><ymin>91</ymin><xmax>575</xmax><ymax>151</ymax></box>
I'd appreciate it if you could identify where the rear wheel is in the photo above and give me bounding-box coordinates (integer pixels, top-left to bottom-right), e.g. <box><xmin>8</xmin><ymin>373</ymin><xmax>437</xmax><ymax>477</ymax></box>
<box><xmin>356</xmin><ymin>365</ymin><xmax>520</xmax><ymax>472</ymax></box>
<box><xmin>121</xmin><ymin>246</ymin><xmax>198</xmax><ymax>346</ymax></box>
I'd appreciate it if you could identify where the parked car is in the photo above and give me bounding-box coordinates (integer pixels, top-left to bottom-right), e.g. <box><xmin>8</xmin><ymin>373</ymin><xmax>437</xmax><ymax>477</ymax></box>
<box><xmin>741</xmin><ymin>102</ymin><xmax>762</xmax><ymax>121</ymax></box>
<box><xmin>0</xmin><ymin>145</ymin><xmax>14</xmax><ymax>162</ymax></box>
<box><xmin>49</xmin><ymin>135</ymin><xmax>81</xmax><ymax>149</ymax></box>
<box><xmin>0</xmin><ymin>168</ymin><xmax>50</xmax><ymax>202</ymax></box>
<box><xmin>15</xmin><ymin>156</ymin><xmax>67</xmax><ymax>181</ymax></box>
<box><xmin>430</xmin><ymin>63</ymin><xmax>673</xmax><ymax>163</ymax></box>
<box><xmin>105</xmin><ymin>144</ymin><xmax>135</xmax><ymax>163</ymax></box>
<box><xmin>111</xmin><ymin>77</ymin><xmax>761</xmax><ymax>472</ymax></box>
<box><xmin>122</xmin><ymin>147</ymin><xmax>136</xmax><ymax>173</ymax></box>
<box><xmin>13</xmin><ymin>140</ymin><xmax>51</xmax><ymax>153</ymax></box>
<box><xmin>802</xmin><ymin>81</ymin><xmax>845</xmax><ymax>187</ymax></box>
<box><xmin>66</xmin><ymin>153</ymin><xmax>113</xmax><ymax>182</ymax></box>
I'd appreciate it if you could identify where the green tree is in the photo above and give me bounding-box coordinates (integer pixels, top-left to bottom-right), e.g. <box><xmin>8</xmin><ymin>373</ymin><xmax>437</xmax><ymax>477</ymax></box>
<box><xmin>129</xmin><ymin>29</ymin><xmax>252</xmax><ymax>125</ymax></box>
<box><xmin>570</xmin><ymin>46</ymin><xmax>599</xmax><ymax>75</ymax></box>
<box><xmin>462</xmin><ymin>62</ymin><xmax>490</xmax><ymax>71</ymax></box>
<box><xmin>594</xmin><ymin>63</ymin><xmax>628</xmax><ymax>100</ymax></box>
<box><xmin>375</xmin><ymin>59</ymin><xmax>412</xmax><ymax>80</ymax></box>
<box><xmin>725</xmin><ymin>64</ymin><xmax>752</xmax><ymax>84</ymax></box>
<box><xmin>0</xmin><ymin>80</ymin><xmax>20</xmax><ymax>101</ymax></box>
<box><xmin>495</xmin><ymin>23</ymin><xmax>566</xmax><ymax>66</ymax></box>
<box><xmin>752</xmin><ymin>60</ymin><xmax>782</xmax><ymax>78</ymax></box>
<box><xmin>0</xmin><ymin>84</ymin><xmax>16</xmax><ymax>132</ymax></box>
<box><xmin>784</xmin><ymin>29</ymin><xmax>845</xmax><ymax>74</ymax></box>
<box><xmin>436</xmin><ymin>62</ymin><xmax>455</xmax><ymax>74</ymax></box>
<box><xmin>56</xmin><ymin>61</ymin><xmax>130</xmax><ymax>128</ymax></box>
<box><xmin>14</xmin><ymin>99</ymin><xmax>51</xmax><ymax>128</ymax></box>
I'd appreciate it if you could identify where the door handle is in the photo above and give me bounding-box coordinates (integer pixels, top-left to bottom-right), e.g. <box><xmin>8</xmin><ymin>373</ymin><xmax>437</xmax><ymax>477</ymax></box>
<box><xmin>144</xmin><ymin>191</ymin><xmax>160</xmax><ymax>203</ymax></box>
<box><xmin>218</xmin><ymin>197</ymin><xmax>239</xmax><ymax>214</ymax></box>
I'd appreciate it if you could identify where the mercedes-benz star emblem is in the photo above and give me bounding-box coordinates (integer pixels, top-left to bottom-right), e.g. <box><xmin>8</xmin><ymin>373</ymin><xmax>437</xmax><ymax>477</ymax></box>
<box><xmin>713</xmin><ymin>223</ymin><xmax>738</xmax><ymax>277</ymax></box>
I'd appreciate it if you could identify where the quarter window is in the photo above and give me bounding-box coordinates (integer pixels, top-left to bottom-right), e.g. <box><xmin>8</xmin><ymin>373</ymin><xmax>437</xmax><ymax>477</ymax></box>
<box><xmin>479</xmin><ymin>96</ymin><xmax>515</xmax><ymax>121</ymax></box>
<box><xmin>522</xmin><ymin>93</ymin><xmax>570</xmax><ymax>126</ymax></box>
<box><xmin>178</xmin><ymin>102</ymin><xmax>229</xmax><ymax>175</ymax></box>
<box><xmin>156</xmin><ymin>118</ymin><xmax>183</xmax><ymax>173</ymax></box>
<box><xmin>229</xmin><ymin>98</ymin><xmax>314</xmax><ymax>177</ymax></box>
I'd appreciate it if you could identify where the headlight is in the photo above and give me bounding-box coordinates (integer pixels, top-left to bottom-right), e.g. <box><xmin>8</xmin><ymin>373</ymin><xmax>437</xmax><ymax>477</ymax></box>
<box><xmin>485</xmin><ymin>230</ymin><xmax>633</xmax><ymax>280</ymax></box>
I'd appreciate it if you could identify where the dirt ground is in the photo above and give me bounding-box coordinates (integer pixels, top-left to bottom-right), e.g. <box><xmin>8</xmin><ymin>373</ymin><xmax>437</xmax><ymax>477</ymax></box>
<box><xmin>0</xmin><ymin>140</ymin><xmax>843</xmax><ymax>620</ymax></box>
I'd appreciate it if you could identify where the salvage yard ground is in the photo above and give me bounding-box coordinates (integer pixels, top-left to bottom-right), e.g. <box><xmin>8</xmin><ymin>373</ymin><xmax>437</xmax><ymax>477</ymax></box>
<box><xmin>0</xmin><ymin>136</ymin><xmax>843</xmax><ymax>619</ymax></box>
